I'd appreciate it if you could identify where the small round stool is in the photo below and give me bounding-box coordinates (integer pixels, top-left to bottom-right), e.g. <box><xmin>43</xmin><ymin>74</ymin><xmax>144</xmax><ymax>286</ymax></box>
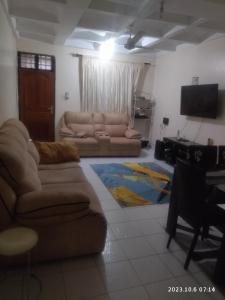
<box><xmin>0</xmin><ymin>227</ymin><xmax>41</xmax><ymax>300</ymax></box>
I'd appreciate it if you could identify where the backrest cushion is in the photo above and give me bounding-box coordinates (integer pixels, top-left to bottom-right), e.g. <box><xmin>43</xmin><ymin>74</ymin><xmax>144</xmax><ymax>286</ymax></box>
<box><xmin>105</xmin><ymin>124</ymin><xmax>127</xmax><ymax>137</ymax></box>
<box><xmin>93</xmin><ymin>113</ymin><xmax>105</xmax><ymax>132</ymax></box>
<box><xmin>64</xmin><ymin>111</ymin><xmax>93</xmax><ymax>125</ymax></box>
<box><xmin>103</xmin><ymin>113</ymin><xmax>129</xmax><ymax>125</ymax></box>
<box><xmin>103</xmin><ymin>113</ymin><xmax>129</xmax><ymax>137</ymax></box>
<box><xmin>0</xmin><ymin>123</ymin><xmax>42</xmax><ymax>196</ymax></box>
<box><xmin>28</xmin><ymin>140</ymin><xmax>40</xmax><ymax>165</ymax></box>
<box><xmin>68</xmin><ymin>124</ymin><xmax>94</xmax><ymax>137</ymax></box>
<box><xmin>3</xmin><ymin>118</ymin><xmax>30</xmax><ymax>141</ymax></box>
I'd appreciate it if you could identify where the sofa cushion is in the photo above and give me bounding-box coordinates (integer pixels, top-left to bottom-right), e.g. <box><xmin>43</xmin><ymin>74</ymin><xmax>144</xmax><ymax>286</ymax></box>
<box><xmin>28</xmin><ymin>141</ymin><xmax>40</xmax><ymax>165</ymax></box>
<box><xmin>104</xmin><ymin>113</ymin><xmax>129</xmax><ymax>125</ymax></box>
<box><xmin>93</xmin><ymin>113</ymin><xmax>105</xmax><ymax>132</ymax></box>
<box><xmin>125</xmin><ymin>129</ymin><xmax>142</xmax><ymax>139</ymax></box>
<box><xmin>3</xmin><ymin>119</ymin><xmax>30</xmax><ymax>141</ymax></box>
<box><xmin>0</xmin><ymin>177</ymin><xmax>17</xmax><ymax>226</ymax></box>
<box><xmin>34</xmin><ymin>141</ymin><xmax>80</xmax><ymax>164</ymax></box>
<box><xmin>17</xmin><ymin>189</ymin><xmax>90</xmax><ymax>219</ymax></box>
<box><xmin>0</xmin><ymin>137</ymin><xmax>42</xmax><ymax>195</ymax></box>
<box><xmin>65</xmin><ymin>111</ymin><xmax>93</xmax><ymax>125</ymax></box>
<box><xmin>41</xmin><ymin>182</ymin><xmax>103</xmax><ymax>214</ymax></box>
<box><xmin>69</xmin><ymin>124</ymin><xmax>94</xmax><ymax>137</ymax></box>
<box><xmin>63</xmin><ymin>137</ymin><xmax>99</xmax><ymax>150</ymax></box>
<box><xmin>110</xmin><ymin>137</ymin><xmax>140</xmax><ymax>148</ymax></box>
<box><xmin>105</xmin><ymin>124</ymin><xmax>127</xmax><ymax>137</ymax></box>
<box><xmin>39</xmin><ymin>166</ymin><xmax>86</xmax><ymax>184</ymax></box>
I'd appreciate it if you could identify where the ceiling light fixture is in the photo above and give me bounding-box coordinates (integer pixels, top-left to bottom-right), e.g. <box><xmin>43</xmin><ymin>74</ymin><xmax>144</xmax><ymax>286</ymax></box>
<box><xmin>99</xmin><ymin>38</ymin><xmax>115</xmax><ymax>60</ymax></box>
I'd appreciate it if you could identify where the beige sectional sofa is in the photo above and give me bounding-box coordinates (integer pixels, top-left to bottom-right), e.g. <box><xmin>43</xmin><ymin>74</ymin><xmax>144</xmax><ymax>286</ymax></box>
<box><xmin>60</xmin><ymin>111</ymin><xmax>141</xmax><ymax>157</ymax></box>
<box><xmin>0</xmin><ymin>119</ymin><xmax>107</xmax><ymax>265</ymax></box>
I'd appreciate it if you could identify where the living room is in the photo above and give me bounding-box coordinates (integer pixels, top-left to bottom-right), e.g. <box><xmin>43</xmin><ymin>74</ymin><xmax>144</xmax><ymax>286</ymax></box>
<box><xmin>1</xmin><ymin>0</ymin><xmax>225</xmax><ymax>300</ymax></box>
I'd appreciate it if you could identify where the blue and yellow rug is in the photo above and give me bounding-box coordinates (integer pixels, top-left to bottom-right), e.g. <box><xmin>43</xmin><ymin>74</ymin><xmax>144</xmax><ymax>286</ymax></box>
<box><xmin>91</xmin><ymin>162</ymin><xmax>172</xmax><ymax>207</ymax></box>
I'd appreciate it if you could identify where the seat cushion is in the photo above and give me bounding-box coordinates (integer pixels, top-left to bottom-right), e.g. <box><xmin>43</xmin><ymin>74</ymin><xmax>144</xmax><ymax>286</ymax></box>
<box><xmin>39</xmin><ymin>166</ymin><xmax>86</xmax><ymax>184</ymax></box>
<box><xmin>42</xmin><ymin>182</ymin><xmax>103</xmax><ymax>213</ymax></box>
<box><xmin>63</xmin><ymin>137</ymin><xmax>99</xmax><ymax>150</ymax></box>
<box><xmin>110</xmin><ymin>137</ymin><xmax>140</xmax><ymax>147</ymax></box>
<box><xmin>105</xmin><ymin>124</ymin><xmax>127</xmax><ymax>137</ymax></box>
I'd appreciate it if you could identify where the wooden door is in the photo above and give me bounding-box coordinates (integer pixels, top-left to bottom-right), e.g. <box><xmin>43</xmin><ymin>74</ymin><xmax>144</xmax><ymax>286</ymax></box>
<box><xmin>18</xmin><ymin>52</ymin><xmax>55</xmax><ymax>141</ymax></box>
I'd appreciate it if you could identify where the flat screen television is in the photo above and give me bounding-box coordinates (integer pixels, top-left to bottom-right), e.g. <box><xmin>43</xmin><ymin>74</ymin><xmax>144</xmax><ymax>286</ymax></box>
<box><xmin>180</xmin><ymin>84</ymin><xmax>218</xmax><ymax>119</ymax></box>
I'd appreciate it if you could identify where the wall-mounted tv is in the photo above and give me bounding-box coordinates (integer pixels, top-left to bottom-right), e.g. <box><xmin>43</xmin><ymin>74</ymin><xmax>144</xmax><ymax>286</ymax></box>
<box><xmin>180</xmin><ymin>84</ymin><xmax>218</xmax><ymax>119</ymax></box>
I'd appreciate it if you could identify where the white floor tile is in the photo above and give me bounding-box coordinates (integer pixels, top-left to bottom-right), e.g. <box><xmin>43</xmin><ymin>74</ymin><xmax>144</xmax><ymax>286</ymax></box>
<box><xmin>109</xmin><ymin>286</ymin><xmax>150</xmax><ymax>300</ymax></box>
<box><xmin>137</xmin><ymin>219</ymin><xmax>164</xmax><ymax>235</ymax></box>
<box><xmin>99</xmin><ymin>261</ymin><xmax>140</xmax><ymax>292</ymax></box>
<box><xmin>146</xmin><ymin>232</ymin><xmax>181</xmax><ymax>254</ymax></box>
<box><xmin>95</xmin><ymin>241</ymin><xmax>126</xmax><ymax>264</ymax></box>
<box><xmin>105</xmin><ymin>210</ymin><xmax>129</xmax><ymax>224</ymax></box>
<box><xmin>173</xmin><ymin>250</ymin><xmax>201</xmax><ymax>274</ymax></box>
<box><xmin>131</xmin><ymin>255</ymin><xmax>173</xmax><ymax>284</ymax></box>
<box><xmin>123</xmin><ymin>206</ymin><xmax>152</xmax><ymax>221</ymax></box>
<box><xmin>159</xmin><ymin>252</ymin><xmax>188</xmax><ymax>277</ymax></box>
<box><xmin>0</xmin><ymin>278</ymin><xmax>22</xmax><ymax>300</ymax></box>
<box><xmin>61</xmin><ymin>255</ymin><xmax>96</xmax><ymax>273</ymax></box>
<box><xmin>64</xmin><ymin>267</ymin><xmax>105</xmax><ymax>300</ymax></box>
<box><xmin>193</xmin><ymin>272</ymin><xmax>225</xmax><ymax>300</ymax></box>
<box><xmin>106</xmin><ymin>227</ymin><xmax>117</xmax><ymax>242</ymax></box>
<box><xmin>145</xmin><ymin>278</ymin><xmax>191</xmax><ymax>300</ymax></box>
<box><xmin>117</xmin><ymin>237</ymin><xmax>156</xmax><ymax>259</ymax></box>
<box><xmin>33</xmin><ymin>260</ymin><xmax>62</xmax><ymax>276</ymax></box>
<box><xmin>39</xmin><ymin>273</ymin><xmax>66</xmax><ymax>300</ymax></box>
<box><xmin>144</xmin><ymin>204</ymin><xmax>169</xmax><ymax>219</ymax></box>
<box><xmin>176</xmin><ymin>274</ymin><xmax>212</xmax><ymax>300</ymax></box>
<box><xmin>101</xmin><ymin>198</ymin><xmax>121</xmax><ymax>211</ymax></box>
<box><xmin>110</xmin><ymin>221</ymin><xmax>144</xmax><ymax>239</ymax></box>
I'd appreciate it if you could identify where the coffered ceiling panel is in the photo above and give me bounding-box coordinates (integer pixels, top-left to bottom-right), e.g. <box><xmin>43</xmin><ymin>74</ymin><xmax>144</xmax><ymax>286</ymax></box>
<box><xmin>4</xmin><ymin>0</ymin><xmax>225</xmax><ymax>57</ymax></box>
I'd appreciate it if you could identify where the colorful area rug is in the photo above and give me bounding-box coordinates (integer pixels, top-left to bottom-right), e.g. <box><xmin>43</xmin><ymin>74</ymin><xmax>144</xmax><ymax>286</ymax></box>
<box><xmin>91</xmin><ymin>162</ymin><xmax>172</xmax><ymax>207</ymax></box>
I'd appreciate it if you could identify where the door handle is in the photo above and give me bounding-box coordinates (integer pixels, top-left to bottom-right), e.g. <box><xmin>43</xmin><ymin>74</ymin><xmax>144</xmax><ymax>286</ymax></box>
<box><xmin>48</xmin><ymin>105</ymin><xmax>53</xmax><ymax>114</ymax></box>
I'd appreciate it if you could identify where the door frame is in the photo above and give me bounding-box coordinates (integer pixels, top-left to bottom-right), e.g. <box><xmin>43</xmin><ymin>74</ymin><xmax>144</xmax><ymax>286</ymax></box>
<box><xmin>18</xmin><ymin>51</ymin><xmax>56</xmax><ymax>140</ymax></box>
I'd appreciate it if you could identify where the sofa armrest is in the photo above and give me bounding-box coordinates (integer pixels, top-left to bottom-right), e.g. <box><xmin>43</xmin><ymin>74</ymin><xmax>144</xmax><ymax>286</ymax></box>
<box><xmin>125</xmin><ymin>129</ymin><xmax>142</xmax><ymax>139</ymax></box>
<box><xmin>59</xmin><ymin>126</ymin><xmax>74</xmax><ymax>137</ymax></box>
<box><xmin>17</xmin><ymin>190</ymin><xmax>90</xmax><ymax>219</ymax></box>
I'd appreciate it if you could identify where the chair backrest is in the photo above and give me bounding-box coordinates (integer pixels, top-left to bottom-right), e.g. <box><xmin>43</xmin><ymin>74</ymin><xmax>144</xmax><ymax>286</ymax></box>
<box><xmin>173</xmin><ymin>159</ymin><xmax>207</xmax><ymax>225</ymax></box>
<box><xmin>218</xmin><ymin>146</ymin><xmax>225</xmax><ymax>169</ymax></box>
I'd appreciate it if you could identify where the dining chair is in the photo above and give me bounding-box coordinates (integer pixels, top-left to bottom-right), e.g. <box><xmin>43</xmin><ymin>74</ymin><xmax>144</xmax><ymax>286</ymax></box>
<box><xmin>167</xmin><ymin>159</ymin><xmax>225</xmax><ymax>270</ymax></box>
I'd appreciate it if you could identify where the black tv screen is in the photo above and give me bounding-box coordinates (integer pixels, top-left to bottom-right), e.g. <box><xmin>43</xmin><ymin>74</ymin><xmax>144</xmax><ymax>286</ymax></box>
<box><xmin>180</xmin><ymin>84</ymin><xmax>218</xmax><ymax>119</ymax></box>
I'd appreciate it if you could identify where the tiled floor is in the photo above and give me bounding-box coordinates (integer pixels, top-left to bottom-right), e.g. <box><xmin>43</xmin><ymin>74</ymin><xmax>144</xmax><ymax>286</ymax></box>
<box><xmin>1</xmin><ymin>149</ymin><xmax>225</xmax><ymax>300</ymax></box>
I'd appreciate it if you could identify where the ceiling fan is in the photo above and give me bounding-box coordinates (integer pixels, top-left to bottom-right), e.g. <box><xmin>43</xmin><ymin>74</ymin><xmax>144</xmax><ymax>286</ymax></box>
<box><xmin>97</xmin><ymin>0</ymin><xmax>164</xmax><ymax>51</ymax></box>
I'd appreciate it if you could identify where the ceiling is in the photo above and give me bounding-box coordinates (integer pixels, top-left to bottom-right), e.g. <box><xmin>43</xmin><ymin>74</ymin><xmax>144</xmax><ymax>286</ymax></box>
<box><xmin>3</xmin><ymin>0</ymin><xmax>225</xmax><ymax>56</ymax></box>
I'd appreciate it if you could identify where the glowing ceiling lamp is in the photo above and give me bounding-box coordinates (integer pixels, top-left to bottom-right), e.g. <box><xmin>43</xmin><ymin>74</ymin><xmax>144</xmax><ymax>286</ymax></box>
<box><xmin>99</xmin><ymin>38</ymin><xmax>115</xmax><ymax>60</ymax></box>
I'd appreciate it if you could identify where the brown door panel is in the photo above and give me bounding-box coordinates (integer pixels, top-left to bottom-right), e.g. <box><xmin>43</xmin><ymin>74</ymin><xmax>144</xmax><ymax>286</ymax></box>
<box><xmin>19</xmin><ymin>68</ymin><xmax>55</xmax><ymax>141</ymax></box>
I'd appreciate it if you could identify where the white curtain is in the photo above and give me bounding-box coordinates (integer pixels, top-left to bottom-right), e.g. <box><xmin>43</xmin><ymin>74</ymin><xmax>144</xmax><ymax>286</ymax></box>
<box><xmin>81</xmin><ymin>56</ymin><xmax>144</xmax><ymax>117</ymax></box>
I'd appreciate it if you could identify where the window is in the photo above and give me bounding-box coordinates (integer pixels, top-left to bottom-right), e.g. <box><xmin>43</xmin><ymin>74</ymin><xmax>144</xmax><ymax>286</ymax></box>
<box><xmin>18</xmin><ymin>52</ymin><xmax>55</xmax><ymax>71</ymax></box>
<box><xmin>38</xmin><ymin>55</ymin><xmax>52</xmax><ymax>70</ymax></box>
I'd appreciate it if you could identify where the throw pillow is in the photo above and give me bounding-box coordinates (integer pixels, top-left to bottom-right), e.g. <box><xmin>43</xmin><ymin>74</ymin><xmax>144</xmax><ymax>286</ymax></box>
<box><xmin>34</xmin><ymin>141</ymin><xmax>80</xmax><ymax>164</ymax></box>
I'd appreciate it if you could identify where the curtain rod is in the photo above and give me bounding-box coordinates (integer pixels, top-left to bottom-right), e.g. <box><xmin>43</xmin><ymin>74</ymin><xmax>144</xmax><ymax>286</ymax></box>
<box><xmin>70</xmin><ymin>53</ymin><xmax>151</xmax><ymax>65</ymax></box>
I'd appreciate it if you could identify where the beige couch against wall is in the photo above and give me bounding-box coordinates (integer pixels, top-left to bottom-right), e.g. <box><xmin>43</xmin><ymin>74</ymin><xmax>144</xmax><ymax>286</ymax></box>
<box><xmin>60</xmin><ymin>111</ymin><xmax>142</xmax><ymax>157</ymax></box>
<box><xmin>0</xmin><ymin>119</ymin><xmax>107</xmax><ymax>265</ymax></box>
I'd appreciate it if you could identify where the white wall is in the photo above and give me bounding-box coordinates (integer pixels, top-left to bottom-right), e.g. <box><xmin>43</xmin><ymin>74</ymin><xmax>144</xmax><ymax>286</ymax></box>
<box><xmin>17</xmin><ymin>38</ymin><xmax>155</xmax><ymax>137</ymax></box>
<box><xmin>0</xmin><ymin>2</ymin><xmax>18</xmax><ymax>124</ymax></box>
<box><xmin>152</xmin><ymin>37</ymin><xmax>225</xmax><ymax>146</ymax></box>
